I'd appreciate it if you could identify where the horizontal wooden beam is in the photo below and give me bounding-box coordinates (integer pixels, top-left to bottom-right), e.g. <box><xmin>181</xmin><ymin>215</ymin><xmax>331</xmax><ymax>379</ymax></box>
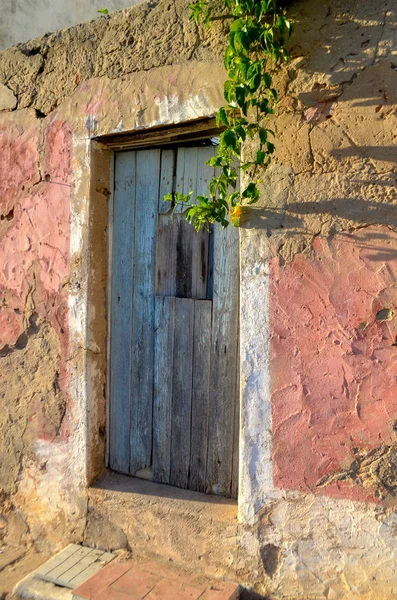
<box><xmin>95</xmin><ymin>118</ymin><xmax>221</xmax><ymax>150</ymax></box>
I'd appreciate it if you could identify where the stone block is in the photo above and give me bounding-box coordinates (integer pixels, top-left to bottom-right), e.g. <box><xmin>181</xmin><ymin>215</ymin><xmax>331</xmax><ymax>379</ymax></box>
<box><xmin>0</xmin><ymin>83</ymin><xmax>16</xmax><ymax>110</ymax></box>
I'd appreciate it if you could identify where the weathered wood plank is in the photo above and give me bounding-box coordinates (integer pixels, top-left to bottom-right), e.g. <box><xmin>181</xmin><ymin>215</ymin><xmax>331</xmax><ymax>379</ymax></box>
<box><xmin>207</xmin><ymin>224</ymin><xmax>215</xmax><ymax>300</ymax></box>
<box><xmin>191</xmin><ymin>227</ymin><xmax>209</xmax><ymax>300</ymax></box>
<box><xmin>67</xmin><ymin>552</ymin><xmax>115</xmax><ymax>588</ymax></box>
<box><xmin>206</xmin><ymin>222</ymin><xmax>239</xmax><ymax>497</ymax></box>
<box><xmin>156</xmin><ymin>215</ymin><xmax>177</xmax><ymax>297</ymax></box>
<box><xmin>109</xmin><ymin>150</ymin><xmax>136</xmax><ymax>474</ymax></box>
<box><xmin>101</xmin><ymin>118</ymin><xmax>220</xmax><ymax>151</ymax></box>
<box><xmin>171</xmin><ymin>298</ymin><xmax>194</xmax><ymax>488</ymax></box>
<box><xmin>189</xmin><ymin>300</ymin><xmax>212</xmax><ymax>493</ymax></box>
<box><xmin>60</xmin><ymin>549</ymin><xmax>104</xmax><ymax>584</ymax></box>
<box><xmin>175</xmin><ymin>217</ymin><xmax>193</xmax><ymax>298</ymax></box>
<box><xmin>43</xmin><ymin>546</ymin><xmax>93</xmax><ymax>584</ymax></box>
<box><xmin>174</xmin><ymin>147</ymin><xmax>186</xmax><ymax>214</ymax></box>
<box><xmin>158</xmin><ymin>149</ymin><xmax>175</xmax><ymax>214</ymax></box>
<box><xmin>130</xmin><ymin>148</ymin><xmax>161</xmax><ymax>475</ymax></box>
<box><xmin>183</xmin><ymin>146</ymin><xmax>199</xmax><ymax>199</ymax></box>
<box><xmin>196</xmin><ymin>146</ymin><xmax>216</xmax><ymax>198</ymax></box>
<box><xmin>190</xmin><ymin>146</ymin><xmax>215</xmax><ymax>299</ymax></box>
<box><xmin>153</xmin><ymin>296</ymin><xmax>175</xmax><ymax>484</ymax></box>
<box><xmin>190</xmin><ymin>147</ymin><xmax>215</xmax><ymax>299</ymax></box>
<box><xmin>35</xmin><ymin>544</ymin><xmax>81</xmax><ymax>578</ymax></box>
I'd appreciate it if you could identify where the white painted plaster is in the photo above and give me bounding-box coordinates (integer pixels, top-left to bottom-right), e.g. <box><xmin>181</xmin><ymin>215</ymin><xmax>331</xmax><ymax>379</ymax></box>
<box><xmin>238</xmin><ymin>236</ymin><xmax>280</xmax><ymax>525</ymax></box>
<box><xmin>67</xmin><ymin>135</ymin><xmax>91</xmax><ymax>488</ymax></box>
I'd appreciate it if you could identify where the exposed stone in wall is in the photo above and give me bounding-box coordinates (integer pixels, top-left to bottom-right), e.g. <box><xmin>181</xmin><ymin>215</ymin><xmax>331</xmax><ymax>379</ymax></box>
<box><xmin>0</xmin><ymin>82</ymin><xmax>16</xmax><ymax>111</ymax></box>
<box><xmin>0</xmin><ymin>0</ymin><xmax>396</xmax><ymax>597</ymax></box>
<box><xmin>0</xmin><ymin>0</ymin><xmax>226</xmax><ymax>116</ymax></box>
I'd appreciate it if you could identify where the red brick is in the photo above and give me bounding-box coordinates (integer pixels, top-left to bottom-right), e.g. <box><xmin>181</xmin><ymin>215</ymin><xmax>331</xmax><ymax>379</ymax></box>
<box><xmin>198</xmin><ymin>582</ymin><xmax>240</xmax><ymax>600</ymax></box>
<box><xmin>95</xmin><ymin>588</ymin><xmax>135</xmax><ymax>600</ymax></box>
<box><xmin>73</xmin><ymin>562</ymin><xmax>131</xmax><ymax>599</ymax></box>
<box><xmin>145</xmin><ymin>577</ymin><xmax>204</xmax><ymax>600</ymax></box>
<box><xmin>111</xmin><ymin>567</ymin><xmax>163</xmax><ymax>599</ymax></box>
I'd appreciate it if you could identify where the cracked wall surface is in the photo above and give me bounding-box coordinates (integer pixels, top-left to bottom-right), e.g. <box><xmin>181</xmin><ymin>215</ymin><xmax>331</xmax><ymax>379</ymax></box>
<box><xmin>0</xmin><ymin>0</ymin><xmax>397</xmax><ymax>598</ymax></box>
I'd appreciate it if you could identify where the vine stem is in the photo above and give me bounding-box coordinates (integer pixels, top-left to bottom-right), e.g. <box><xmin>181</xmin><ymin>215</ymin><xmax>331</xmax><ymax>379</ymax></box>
<box><xmin>164</xmin><ymin>0</ymin><xmax>292</xmax><ymax>231</ymax></box>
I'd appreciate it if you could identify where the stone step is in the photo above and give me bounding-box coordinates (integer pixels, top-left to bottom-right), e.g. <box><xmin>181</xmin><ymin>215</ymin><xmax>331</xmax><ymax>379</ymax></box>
<box><xmin>86</xmin><ymin>472</ymin><xmax>239</xmax><ymax>581</ymax></box>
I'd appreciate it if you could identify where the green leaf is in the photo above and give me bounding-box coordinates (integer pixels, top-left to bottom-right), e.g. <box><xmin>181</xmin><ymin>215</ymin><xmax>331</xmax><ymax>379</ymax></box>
<box><xmin>217</xmin><ymin>107</ymin><xmax>229</xmax><ymax>127</ymax></box>
<box><xmin>229</xmin><ymin>191</ymin><xmax>241</xmax><ymax>207</ymax></box>
<box><xmin>235</xmin><ymin>125</ymin><xmax>246</xmax><ymax>141</ymax></box>
<box><xmin>263</xmin><ymin>72</ymin><xmax>272</xmax><ymax>88</ymax></box>
<box><xmin>222</xmin><ymin>129</ymin><xmax>238</xmax><ymax>151</ymax></box>
<box><xmin>235</xmin><ymin>85</ymin><xmax>246</xmax><ymax>108</ymax></box>
<box><xmin>97</xmin><ymin>8</ymin><xmax>109</xmax><ymax>14</ymax></box>
<box><xmin>242</xmin><ymin>182</ymin><xmax>260</xmax><ymax>204</ymax></box>
<box><xmin>224</xmin><ymin>80</ymin><xmax>236</xmax><ymax>105</ymax></box>
<box><xmin>259</xmin><ymin>128</ymin><xmax>268</xmax><ymax>144</ymax></box>
<box><xmin>206</xmin><ymin>155</ymin><xmax>223</xmax><ymax>167</ymax></box>
<box><xmin>256</xmin><ymin>150</ymin><xmax>266</xmax><ymax>164</ymax></box>
<box><xmin>267</xmin><ymin>141</ymin><xmax>275</xmax><ymax>154</ymax></box>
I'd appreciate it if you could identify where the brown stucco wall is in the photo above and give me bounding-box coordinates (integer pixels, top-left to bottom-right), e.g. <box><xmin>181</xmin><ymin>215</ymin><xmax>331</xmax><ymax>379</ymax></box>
<box><xmin>0</xmin><ymin>0</ymin><xmax>397</xmax><ymax>598</ymax></box>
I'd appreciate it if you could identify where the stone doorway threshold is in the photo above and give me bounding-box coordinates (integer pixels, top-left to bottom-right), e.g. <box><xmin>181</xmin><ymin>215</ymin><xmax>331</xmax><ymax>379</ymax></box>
<box><xmin>14</xmin><ymin>548</ymin><xmax>239</xmax><ymax>600</ymax></box>
<box><xmin>86</xmin><ymin>472</ymin><xmax>239</xmax><ymax>581</ymax></box>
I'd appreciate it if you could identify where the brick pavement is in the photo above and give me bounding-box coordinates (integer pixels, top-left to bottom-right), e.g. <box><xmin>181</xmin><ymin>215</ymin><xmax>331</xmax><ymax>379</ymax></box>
<box><xmin>73</xmin><ymin>559</ymin><xmax>239</xmax><ymax>600</ymax></box>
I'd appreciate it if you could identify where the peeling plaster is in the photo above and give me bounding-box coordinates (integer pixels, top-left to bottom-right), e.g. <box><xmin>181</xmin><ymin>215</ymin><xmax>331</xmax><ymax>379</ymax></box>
<box><xmin>1</xmin><ymin>0</ymin><xmax>397</xmax><ymax>597</ymax></box>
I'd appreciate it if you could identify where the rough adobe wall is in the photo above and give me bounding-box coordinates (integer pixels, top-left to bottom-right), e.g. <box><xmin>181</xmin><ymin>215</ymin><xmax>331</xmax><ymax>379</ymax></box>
<box><xmin>0</xmin><ymin>0</ymin><xmax>396</xmax><ymax>598</ymax></box>
<box><xmin>0</xmin><ymin>0</ymin><xmax>229</xmax><ymax>562</ymax></box>
<box><xmin>238</xmin><ymin>0</ymin><xmax>397</xmax><ymax>597</ymax></box>
<box><xmin>0</xmin><ymin>0</ymin><xmax>226</xmax><ymax>115</ymax></box>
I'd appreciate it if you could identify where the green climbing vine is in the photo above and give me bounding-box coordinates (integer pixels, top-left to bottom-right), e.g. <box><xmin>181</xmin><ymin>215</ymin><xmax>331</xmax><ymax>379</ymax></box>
<box><xmin>165</xmin><ymin>0</ymin><xmax>292</xmax><ymax>229</ymax></box>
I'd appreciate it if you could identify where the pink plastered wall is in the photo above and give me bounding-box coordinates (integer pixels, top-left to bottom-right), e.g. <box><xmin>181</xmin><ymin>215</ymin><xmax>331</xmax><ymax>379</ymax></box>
<box><xmin>0</xmin><ymin>116</ymin><xmax>72</xmax><ymax>433</ymax></box>
<box><xmin>270</xmin><ymin>227</ymin><xmax>397</xmax><ymax>502</ymax></box>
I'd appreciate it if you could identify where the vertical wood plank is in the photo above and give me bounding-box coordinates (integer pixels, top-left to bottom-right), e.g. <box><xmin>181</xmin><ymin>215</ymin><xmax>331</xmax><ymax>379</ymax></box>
<box><xmin>130</xmin><ymin>148</ymin><xmax>161</xmax><ymax>475</ymax></box>
<box><xmin>171</xmin><ymin>298</ymin><xmax>194</xmax><ymax>488</ymax></box>
<box><xmin>174</xmin><ymin>147</ymin><xmax>185</xmax><ymax>214</ymax></box>
<box><xmin>190</xmin><ymin>147</ymin><xmax>215</xmax><ymax>299</ymax></box>
<box><xmin>189</xmin><ymin>300</ymin><xmax>212</xmax><ymax>493</ymax></box>
<box><xmin>207</xmin><ymin>223</ymin><xmax>215</xmax><ymax>300</ymax></box>
<box><xmin>175</xmin><ymin>146</ymin><xmax>198</xmax><ymax>213</ymax></box>
<box><xmin>183</xmin><ymin>147</ymin><xmax>199</xmax><ymax>198</ymax></box>
<box><xmin>206</xmin><ymin>223</ymin><xmax>239</xmax><ymax>497</ymax></box>
<box><xmin>191</xmin><ymin>227</ymin><xmax>209</xmax><ymax>300</ymax></box>
<box><xmin>196</xmin><ymin>146</ymin><xmax>215</xmax><ymax>198</ymax></box>
<box><xmin>175</xmin><ymin>217</ymin><xmax>193</xmax><ymax>298</ymax></box>
<box><xmin>156</xmin><ymin>215</ymin><xmax>177</xmax><ymax>296</ymax></box>
<box><xmin>109</xmin><ymin>150</ymin><xmax>136</xmax><ymax>474</ymax></box>
<box><xmin>158</xmin><ymin>149</ymin><xmax>175</xmax><ymax>214</ymax></box>
<box><xmin>153</xmin><ymin>296</ymin><xmax>175</xmax><ymax>484</ymax></box>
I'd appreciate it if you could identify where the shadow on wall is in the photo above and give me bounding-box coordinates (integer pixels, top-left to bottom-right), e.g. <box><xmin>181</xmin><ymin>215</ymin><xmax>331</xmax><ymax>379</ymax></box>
<box><xmin>246</xmin><ymin>195</ymin><xmax>397</xmax><ymax>261</ymax></box>
<box><xmin>286</xmin><ymin>0</ymin><xmax>397</xmax><ymax>105</ymax></box>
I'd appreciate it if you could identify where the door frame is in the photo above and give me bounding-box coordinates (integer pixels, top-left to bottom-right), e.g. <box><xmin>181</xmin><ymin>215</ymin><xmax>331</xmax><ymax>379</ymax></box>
<box><xmin>77</xmin><ymin>118</ymin><xmax>276</xmax><ymax>526</ymax></box>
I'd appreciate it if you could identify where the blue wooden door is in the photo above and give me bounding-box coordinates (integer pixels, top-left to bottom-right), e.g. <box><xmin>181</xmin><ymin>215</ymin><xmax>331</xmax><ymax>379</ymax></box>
<box><xmin>109</xmin><ymin>144</ymin><xmax>239</xmax><ymax>498</ymax></box>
